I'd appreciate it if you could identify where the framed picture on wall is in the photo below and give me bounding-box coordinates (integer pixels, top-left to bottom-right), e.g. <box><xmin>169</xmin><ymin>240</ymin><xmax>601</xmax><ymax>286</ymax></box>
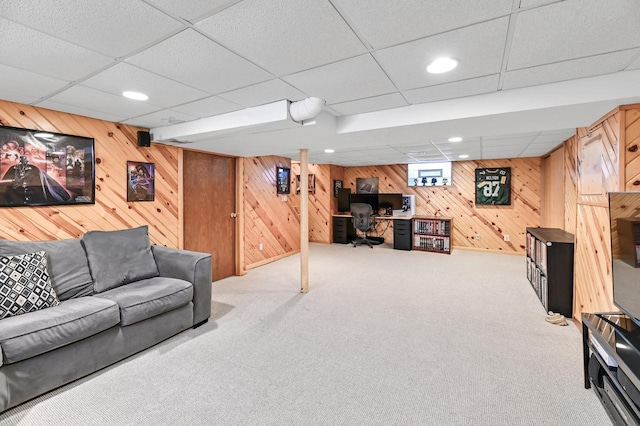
<box><xmin>127</xmin><ymin>161</ymin><xmax>155</xmax><ymax>202</ymax></box>
<box><xmin>333</xmin><ymin>179</ymin><xmax>343</xmax><ymax>197</ymax></box>
<box><xmin>475</xmin><ymin>167</ymin><xmax>511</xmax><ymax>205</ymax></box>
<box><xmin>0</xmin><ymin>125</ymin><xmax>95</xmax><ymax>207</ymax></box>
<box><xmin>356</xmin><ymin>177</ymin><xmax>379</xmax><ymax>194</ymax></box>
<box><xmin>296</xmin><ymin>174</ymin><xmax>315</xmax><ymax>194</ymax></box>
<box><xmin>276</xmin><ymin>166</ymin><xmax>290</xmax><ymax>194</ymax></box>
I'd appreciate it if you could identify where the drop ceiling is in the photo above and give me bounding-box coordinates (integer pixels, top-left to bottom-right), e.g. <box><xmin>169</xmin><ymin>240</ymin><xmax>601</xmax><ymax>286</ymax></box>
<box><xmin>1</xmin><ymin>0</ymin><xmax>640</xmax><ymax>166</ymax></box>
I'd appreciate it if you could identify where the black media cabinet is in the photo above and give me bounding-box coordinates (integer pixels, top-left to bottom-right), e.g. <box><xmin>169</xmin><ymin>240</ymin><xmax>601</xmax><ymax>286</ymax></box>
<box><xmin>582</xmin><ymin>312</ymin><xmax>640</xmax><ymax>425</ymax></box>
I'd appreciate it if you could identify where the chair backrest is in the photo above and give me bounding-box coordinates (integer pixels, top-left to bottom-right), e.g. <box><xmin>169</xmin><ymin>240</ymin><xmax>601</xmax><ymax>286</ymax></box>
<box><xmin>351</xmin><ymin>203</ymin><xmax>372</xmax><ymax>232</ymax></box>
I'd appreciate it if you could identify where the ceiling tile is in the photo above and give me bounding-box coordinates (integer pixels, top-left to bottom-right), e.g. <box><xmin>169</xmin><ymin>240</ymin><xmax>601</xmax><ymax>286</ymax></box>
<box><xmin>375</xmin><ymin>17</ymin><xmax>509</xmax><ymax>91</ymax></box>
<box><xmin>0</xmin><ymin>64</ymin><xmax>69</xmax><ymax>103</ymax></box>
<box><xmin>330</xmin><ymin>93</ymin><xmax>408</xmax><ymax>115</ymax></box>
<box><xmin>0</xmin><ymin>18</ymin><xmax>113</xmax><ymax>81</ymax></box>
<box><xmin>282</xmin><ymin>55</ymin><xmax>396</xmax><ymax>104</ymax></box>
<box><xmin>503</xmin><ymin>50</ymin><xmax>640</xmax><ymax>90</ymax></box>
<box><xmin>334</xmin><ymin>0</ymin><xmax>512</xmax><ymax>49</ymax></box>
<box><xmin>121</xmin><ymin>109</ymin><xmax>198</xmax><ymax>128</ymax></box>
<box><xmin>403</xmin><ymin>75</ymin><xmax>499</xmax><ymax>104</ymax></box>
<box><xmin>36</xmin><ymin>100</ymin><xmax>126</xmax><ymax>123</ymax></box>
<box><xmin>0</xmin><ymin>0</ymin><xmax>183</xmax><ymax>58</ymax></box>
<box><xmin>219</xmin><ymin>79</ymin><xmax>307</xmax><ymax>108</ymax></box>
<box><xmin>627</xmin><ymin>54</ymin><xmax>640</xmax><ymax>70</ymax></box>
<box><xmin>45</xmin><ymin>86</ymin><xmax>161</xmax><ymax>119</ymax></box>
<box><xmin>146</xmin><ymin>0</ymin><xmax>232</xmax><ymax>22</ymax></box>
<box><xmin>482</xmin><ymin>135</ymin><xmax>536</xmax><ymax>147</ymax></box>
<box><xmin>196</xmin><ymin>0</ymin><xmax>366</xmax><ymax>76</ymax></box>
<box><xmin>126</xmin><ymin>29</ymin><xmax>272</xmax><ymax>95</ymax></box>
<box><xmin>81</xmin><ymin>63</ymin><xmax>209</xmax><ymax>108</ymax></box>
<box><xmin>509</xmin><ymin>0</ymin><xmax>640</xmax><ymax>70</ymax></box>
<box><xmin>170</xmin><ymin>96</ymin><xmax>243</xmax><ymax>118</ymax></box>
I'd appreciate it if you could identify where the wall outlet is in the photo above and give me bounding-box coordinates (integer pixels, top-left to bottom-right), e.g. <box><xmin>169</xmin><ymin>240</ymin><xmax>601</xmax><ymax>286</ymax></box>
<box><xmin>259</xmin><ymin>243</ymin><xmax>263</xmax><ymax>251</ymax></box>
<box><xmin>281</xmin><ymin>195</ymin><xmax>287</xmax><ymax>201</ymax></box>
<box><xmin>504</xmin><ymin>234</ymin><xmax>510</xmax><ymax>241</ymax></box>
<box><xmin>475</xmin><ymin>234</ymin><xmax>481</xmax><ymax>240</ymax></box>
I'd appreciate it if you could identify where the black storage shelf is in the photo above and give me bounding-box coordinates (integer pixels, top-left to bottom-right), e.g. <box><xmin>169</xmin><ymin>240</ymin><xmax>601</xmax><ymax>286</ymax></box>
<box><xmin>525</xmin><ymin>227</ymin><xmax>574</xmax><ymax>317</ymax></box>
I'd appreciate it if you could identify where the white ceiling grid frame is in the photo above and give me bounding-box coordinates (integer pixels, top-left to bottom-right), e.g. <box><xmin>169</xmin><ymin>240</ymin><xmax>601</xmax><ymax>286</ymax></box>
<box><xmin>332</xmin><ymin>0</ymin><xmax>514</xmax><ymax>50</ymax></box>
<box><xmin>374</xmin><ymin>17</ymin><xmax>511</xmax><ymax>91</ymax></box>
<box><xmin>402</xmin><ymin>75</ymin><xmax>500</xmax><ymax>105</ymax></box>
<box><xmin>0</xmin><ymin>0</ymin><xmax>184</xmax><ymax>58</ymax></box>
<box><xmin>218</xmin><ymin>79</ymin><xmax>307</xmax><ymax>108</ymax></box>
<box><xmin>170</xmin><ymin>96</ymin><xmax>244</xmax><ymax>119</ymax></box>
<box><xmin>126</xmin><ymin>29</ymin><xmax>273</xmax><ymax>95</ymax></box>
<box><xmin>0</xmin><ymin>18</ymin><xmax>113</xmax><ymax>81</ymax></box>
<box><xmin>508</xmin><ymin>0</ymin><xmax>640</xmax><ymax>70</ymax></box>
<box><xmin>330</xmin><ymin>93</ymin><xmax>408</xmax><ymax>116</ymax></box>
<box><xmin>195</xmin><ymin>0</ymin><xmax>368</xmax><ymax>76</ymax></box>
<box><xmin>81</xmin><ymin>63</ymin><xmax>210</xmax><ymax>108</ymax></box>
<box><xmin>0</xmin><ymin>64</ymin><xmax>69</xmax><ymax>104</ymax></box>
<box><xmin>146</xmin><ymin>0</ymin><xmax>237</xmax><ymax>22</ymax></box>
<box><xmin>283</xmin><ymin>54</ymin><xmax>397</xmax><ymax>105</ymax></box>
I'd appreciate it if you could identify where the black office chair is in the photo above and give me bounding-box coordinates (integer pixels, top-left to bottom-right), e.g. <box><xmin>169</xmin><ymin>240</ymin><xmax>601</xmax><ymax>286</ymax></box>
<box><xmin>350</xmin><ymin>203</ymin><xmax>375</xmax><ymax>248</ymax></box>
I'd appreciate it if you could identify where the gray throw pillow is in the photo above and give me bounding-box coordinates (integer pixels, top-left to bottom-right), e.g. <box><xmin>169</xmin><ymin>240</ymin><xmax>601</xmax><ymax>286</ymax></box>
<box><xmin>82</xmin><ymin>226</ymin><xmax>159</xmax><ymax>293</ymax></box>
<box><xmin>0</xmin><ymin>238</ymin><xmax>94</xmax><ymax>301</ymax></box>
<box><xmin>0</xmin><ymin>251</ymin><xmax>60</xmax><ymax>319</ymax></box>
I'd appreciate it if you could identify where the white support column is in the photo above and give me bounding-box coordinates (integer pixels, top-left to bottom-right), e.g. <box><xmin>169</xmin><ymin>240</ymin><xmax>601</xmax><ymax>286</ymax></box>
<box><xmin>300</xmin><ymin>149</ymin><xmax>309</xmax><ymax>293</ymax></box>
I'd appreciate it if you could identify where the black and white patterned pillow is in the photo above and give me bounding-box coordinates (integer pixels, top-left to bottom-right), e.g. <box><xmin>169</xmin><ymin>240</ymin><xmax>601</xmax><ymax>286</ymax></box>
<box><xmin>0</xmin><ymin>251</ymin><xmax>60</xmax><ymax>319</ymax></box>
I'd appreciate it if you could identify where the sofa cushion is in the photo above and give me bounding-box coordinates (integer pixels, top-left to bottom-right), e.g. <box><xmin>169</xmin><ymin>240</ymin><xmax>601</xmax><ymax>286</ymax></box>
<box><xmin>0</xmin><ymin>238</ymin><xmax>93</xmax><ymax>300</ymax></box>
<box><xmin>82</xmin><ymin>226</ymin><xmax>159</xmax><ymax>293</ymax></box>
<box><xmin>0</xmin><ymin>251</ymin><xmax>60</xmax><ymax>319</ymax></box>
<box><xmin>0</xmin><ymin>296</ymin><xmax>120</xmax><ymax>365</ymax></box>
<box><xmin>93</xmin><ymin>277</ymin><xmax>193</xmax><ymax>326</ymax></box>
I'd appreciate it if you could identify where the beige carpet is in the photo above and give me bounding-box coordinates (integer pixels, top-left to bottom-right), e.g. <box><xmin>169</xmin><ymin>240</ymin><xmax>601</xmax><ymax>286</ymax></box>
<box><xmin>0</xmin><ymin>243</ymin><xmax>611</xmax><ymax>425</ymax></box>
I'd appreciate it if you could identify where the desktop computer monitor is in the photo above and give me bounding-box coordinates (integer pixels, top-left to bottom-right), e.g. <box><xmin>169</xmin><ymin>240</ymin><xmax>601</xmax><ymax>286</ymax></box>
<box><xmin>350</xmin><ymin>193</ymin><xmax>378</xmax><ymax>213</ymax></box>
<box><xmin>337</xmin><ymin>187</ymin><xmax>351</xmax><ymax>213</ymax></box>
<box><xmin>378</xmin><ymin>193</ymin><xmax>403</xmax><ymax>215</ymax></box>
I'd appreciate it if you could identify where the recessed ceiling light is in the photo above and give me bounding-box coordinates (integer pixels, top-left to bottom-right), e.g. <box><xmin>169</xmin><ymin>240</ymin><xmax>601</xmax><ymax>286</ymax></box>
<box><xmin>122</xmin><ymin>91</ymin><xmax>148</xmax><ymax>101</ymax></box>
<box><xmin>458</xmin><ymin>154</ymin><xmax>469</xmax><ymax>159</ymax></box>
<box><xmin>324</xmin><ymin>149</ymin><xmax>335</xmax><ymax>153</ymax></box>
<box><xmin>427</xmin><ymin>57</ymin><xmax>459</xmax><ymax>74</ymax></box>
<box><xmin>448</xmin><ymin>136</ymin><xmax>463</xmax><ymax>143</ymax></box>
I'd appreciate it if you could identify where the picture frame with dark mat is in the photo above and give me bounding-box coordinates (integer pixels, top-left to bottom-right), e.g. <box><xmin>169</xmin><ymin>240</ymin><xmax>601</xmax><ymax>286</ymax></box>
<box><xmin>356</xmin><ymin>177</ymin><xmax>379</xmax><ymax>194</ymax></box>
<box><xmin>0</xmin><ymin>125</ymin><xmax>95</xmax><ymax>207</ymax></box>
<box><xmin>127</xmin><ymin>161</ymin><xmax>155</xmax><ymax>202</ymax></box>
<box><xmin>333</xmin><ymin>179</ymin><xmax>343</xmax><ymax>197</ymax></box>
<box><xmin>277</xmin><ymin>166</ymin><xmax>291</xmax><ymax>194</ymax></box>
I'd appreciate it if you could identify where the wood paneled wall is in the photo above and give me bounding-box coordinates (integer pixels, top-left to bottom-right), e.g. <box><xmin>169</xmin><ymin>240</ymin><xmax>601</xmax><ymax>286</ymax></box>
<box><xmin>571</xmin><ymin>111</ymin><xmax>623</xmax><ymax>318</ymax></box>
<box><xmin>291</xmin><ymin>162</ymin><xmax>332</xmax><ymax>243</ymax></box>
<box><xmin>341</xmin><ymin>158</ymin><xmax>542</xmax><ymax>254</ymax></box>
<box><xmin>0</xmin><ymin>100</ymin><xmax>180</xmax><ymax>246</ymax></box>
<box><xmin>243</xmin><ymin>156</ymin><xmax>300</xmax><ymax>269</ymax></box>
<box><xmin>564</xmin><ymin>135</ymin><xmax>578</xmax><ymax>235</ymax></box>
<box><xmin>624</xmin><ymin>107</ymin><xmax>640</xmax><ymax>189</ymax></box>
<box><xmin>542</xmin><ymin>146</ymin><xmax>565</xmax><ymax>228</ymax></box>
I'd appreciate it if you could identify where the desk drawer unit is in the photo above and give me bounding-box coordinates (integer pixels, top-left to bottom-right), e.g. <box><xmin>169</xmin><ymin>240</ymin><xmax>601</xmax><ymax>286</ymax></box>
<box><xmin>393</xmin><ymin>219</ymin><xmax>412</xmax><ymax>250</ymax></box>
<box><xmin>333</xmin><ymin>216</ymin><xmax>356</xmax><ymax>244</ymax></box>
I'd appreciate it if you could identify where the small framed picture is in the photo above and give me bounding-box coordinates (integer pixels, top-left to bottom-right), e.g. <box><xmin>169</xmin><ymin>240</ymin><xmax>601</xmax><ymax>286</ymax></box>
<box><xmin>127</xmin><ymin>161</ymin><xmax>155</xmax><ymax>202</ymax></box>
<box><xmin>277</xmin><ymin>166</ymin><xmax>291</xmax><ymax>194</ymax></box>
<box><xmin>333</xmin><ymin>179</ymin><xmax>343</xmax><ymax>197</ymax></box>
<box><xmin>296</xmin><ymin>174</ymin><xmax>316</xmax><ymax>194</ymax></box>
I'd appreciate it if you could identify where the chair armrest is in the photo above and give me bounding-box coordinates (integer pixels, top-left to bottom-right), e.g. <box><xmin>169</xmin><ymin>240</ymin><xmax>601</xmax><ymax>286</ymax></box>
<box><xmin>151</xmin><ymin>246</ymin><xmax>212</xmax><ymax>325</ymax></box>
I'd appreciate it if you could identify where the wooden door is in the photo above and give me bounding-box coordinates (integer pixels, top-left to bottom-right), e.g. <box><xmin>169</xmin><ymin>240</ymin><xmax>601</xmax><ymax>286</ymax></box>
<box><xmin>183</xmin><ymin>150</ymin><xmax>236</xmax><ymax>281</ymax></box>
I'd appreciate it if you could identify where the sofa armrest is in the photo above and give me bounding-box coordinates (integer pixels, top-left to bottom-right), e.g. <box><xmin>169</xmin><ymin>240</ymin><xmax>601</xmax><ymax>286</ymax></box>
<box><xmin>151</xmin><ymin>246</ymin><xmax>212</xmax><ymax>326</ymax></box>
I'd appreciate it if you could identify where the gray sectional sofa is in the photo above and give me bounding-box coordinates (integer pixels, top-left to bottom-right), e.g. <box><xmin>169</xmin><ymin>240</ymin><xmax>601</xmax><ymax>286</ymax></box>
<box><xmin>0</xmin><ymin>225</ymin><xmax>212</xmax><ymax>413</ymax></box>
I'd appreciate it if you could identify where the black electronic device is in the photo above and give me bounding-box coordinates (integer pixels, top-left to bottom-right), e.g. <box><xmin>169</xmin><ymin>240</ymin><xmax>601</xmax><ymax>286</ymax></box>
<box><xmin>378</xmin><ymin>193</ymin><xmax>403</xmax><ymax>215</ymax></box>
<box><xmin>137</xmin><ymin>131</ymin><xmax>151</xmax><ymax>147</ymax></box>
<box><xmin>337</xmin><ymin>187</ymin><xmax>351</xmax><ymax>213</ymax></box>
<box><xmin>349</xmin><ymin>193</ymin><xmax>378</xmax><ymax>213</ymax></box>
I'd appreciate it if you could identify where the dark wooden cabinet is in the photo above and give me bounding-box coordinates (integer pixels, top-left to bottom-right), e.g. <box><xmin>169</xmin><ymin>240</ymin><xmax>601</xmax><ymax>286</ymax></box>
<box><xmin>333</xmin><ymin>215</ymin><xmax>356</xmax><ymax>244</ymax></box>
<box><xmin>393</xmin><ymin>219</ymin><xmax>412</xmax><ymax>250</ymax></box>
<box><xmin>526</xmin><ymin>227</ymin><xmax>574</xmax><ymax>317</ymax></box>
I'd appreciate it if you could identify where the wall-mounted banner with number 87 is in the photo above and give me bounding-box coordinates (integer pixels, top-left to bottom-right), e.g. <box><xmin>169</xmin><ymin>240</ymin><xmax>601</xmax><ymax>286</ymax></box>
<box><xmin>475</xmin><ymin>167</ymin><xmax>511</xmax><ymax>205</ymax></box>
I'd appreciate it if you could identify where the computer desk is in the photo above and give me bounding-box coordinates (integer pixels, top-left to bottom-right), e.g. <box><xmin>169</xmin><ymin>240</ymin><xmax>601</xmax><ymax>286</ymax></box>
<box><xmin>332</xmin><ymin>214</ymin><xmax>413</xmax><ymax>249</ymax></box>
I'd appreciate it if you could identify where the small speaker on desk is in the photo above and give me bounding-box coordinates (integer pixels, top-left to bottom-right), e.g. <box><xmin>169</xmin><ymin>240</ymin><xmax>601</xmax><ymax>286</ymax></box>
<box><xmin>137</xmin><ymin>131</ymin><xmax>151</xmax><ymax>147</ymax></box>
